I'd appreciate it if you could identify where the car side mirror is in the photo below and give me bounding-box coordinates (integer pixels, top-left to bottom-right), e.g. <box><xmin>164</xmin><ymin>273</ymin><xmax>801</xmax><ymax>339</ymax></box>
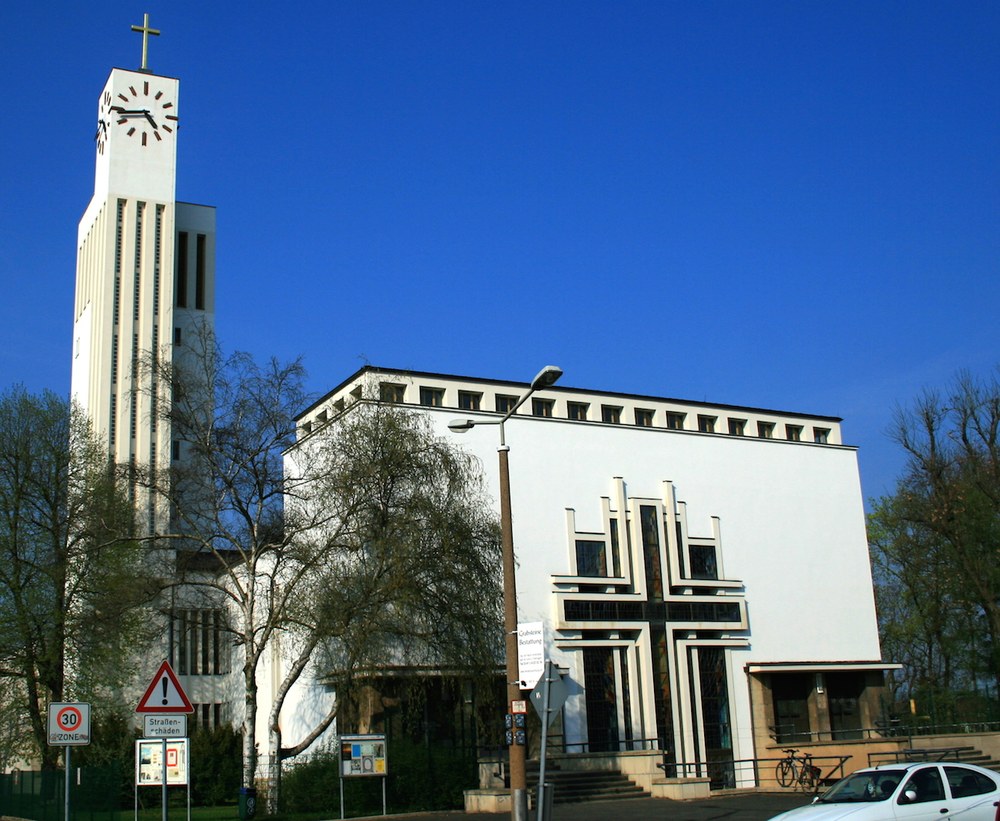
<box><xmin>899</xmin><ymin>789</ymin><xmax>917</xmax><ymax>804</ymax></box>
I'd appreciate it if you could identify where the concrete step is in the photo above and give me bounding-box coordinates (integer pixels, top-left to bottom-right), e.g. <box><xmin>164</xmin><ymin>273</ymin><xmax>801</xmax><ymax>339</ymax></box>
<box><xmin>527</xmin><ymin>768</ymin><xmax>649</xmax><ymax>804</ymax></box>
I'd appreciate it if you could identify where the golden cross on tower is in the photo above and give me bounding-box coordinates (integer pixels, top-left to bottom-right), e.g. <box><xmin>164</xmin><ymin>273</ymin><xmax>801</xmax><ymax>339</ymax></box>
<box><xmin>131</xmin><ymin>13</ymin><xmax>160</xmax><ymax>71</ymax></box>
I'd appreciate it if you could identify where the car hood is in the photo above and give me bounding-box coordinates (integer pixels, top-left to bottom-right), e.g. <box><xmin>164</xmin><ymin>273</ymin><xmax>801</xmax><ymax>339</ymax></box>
<box><xmin>771</xmin><ymin>801</ymin><xmax>884</xmax><ymax>821</ymax></box>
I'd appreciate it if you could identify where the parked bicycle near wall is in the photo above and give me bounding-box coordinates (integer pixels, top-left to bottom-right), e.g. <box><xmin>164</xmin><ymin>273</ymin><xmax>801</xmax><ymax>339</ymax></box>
<box><xmin>776</xmin><ymin>748</ymin><xmax>821</xmax><ymax>793</ymax></box>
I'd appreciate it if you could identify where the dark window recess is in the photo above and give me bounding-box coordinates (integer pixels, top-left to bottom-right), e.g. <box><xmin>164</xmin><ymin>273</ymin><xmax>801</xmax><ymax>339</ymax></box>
<box><xmin>640</xmin><ymin>505</ymin><xmax>663</xmax><ymax>600</ymax></box>
<box><xmin>689</xmin><ymin>544</ymin><xmax>718</xmax><ymax>580</ymax></box>
<box><xmin>564</xmin><ymin>599</ymin><xmax>741</xmax><ymax>623</ymax></box>
<box><xmin>496</xmin><ymin>395</ymin><xmax>517</xmax><ymax>413</ymax></box>
<box><xmin>827</xmin><ymin>672</ymin><xmax>864</xmax><ymax>740</ymax></box>
<box><xmin>771</xmin><ymin>673</ymin><xmax>812</xmax><ymax>744</ymax></box>
<box><xmin>195</xmin><ymin>234</ymin><xmax>206</xmax><ymax>310</ymax></box>
<box><xmin>575</xmin><ymin>540</ymin><xmax>607</xmax><ymax>577</ymax></box>
<box><xmin>458</xmin><ymin>391</ymin><xmax>481</xmax><ymax>410</ymax></box>
<box><xmin>698</xmin><ymin>647</ymin><xmax>735</xmax><ymax>789</ymax></box>
<box><xmin>583</xmin><ymin>646</ymin><xmax>619</xmax><ymax>753</ymax></box>
<box><xmin>176</xmin><ymin>231</ymin><xmax>188</xmax><ymax>307</ymax></box>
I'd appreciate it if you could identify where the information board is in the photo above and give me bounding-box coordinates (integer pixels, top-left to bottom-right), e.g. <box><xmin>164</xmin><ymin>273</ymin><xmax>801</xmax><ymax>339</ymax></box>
<box><xmin>339</xmin><ymin>734</ymin><xmax>387</xmax><ymax>777</ymax></box>
<box><xmin>135</xmin><ymin>738</ymin><xmax>189</xmax><ymax>786</ymax></box>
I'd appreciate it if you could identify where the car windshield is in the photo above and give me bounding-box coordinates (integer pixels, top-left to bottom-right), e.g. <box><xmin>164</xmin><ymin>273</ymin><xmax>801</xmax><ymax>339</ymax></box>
<box><xmin>817</xmin><ymin>770</ymin><xmax>907</xmax><ymax>803</ymax></box>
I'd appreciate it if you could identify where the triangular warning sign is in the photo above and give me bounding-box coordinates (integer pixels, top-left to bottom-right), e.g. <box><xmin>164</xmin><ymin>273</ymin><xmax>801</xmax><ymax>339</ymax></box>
<box><xmin>136</xmin><ymin>660</ymin><xmax>194</xmax><ymax>714</ymax></box>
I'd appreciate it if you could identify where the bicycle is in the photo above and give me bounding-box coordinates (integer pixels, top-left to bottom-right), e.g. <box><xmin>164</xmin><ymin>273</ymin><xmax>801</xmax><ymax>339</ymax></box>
<box><xmin>775</xmin><ymin>748</ymin><xmax>821</xmax><ymax>793</ymax></box>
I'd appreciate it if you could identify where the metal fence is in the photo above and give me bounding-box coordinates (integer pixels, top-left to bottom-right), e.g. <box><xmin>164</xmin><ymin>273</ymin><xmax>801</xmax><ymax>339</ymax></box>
<box><xmin>0</xmin><ymin>766</ymin><xmax>124</xmax><ymax>821</ymax></box>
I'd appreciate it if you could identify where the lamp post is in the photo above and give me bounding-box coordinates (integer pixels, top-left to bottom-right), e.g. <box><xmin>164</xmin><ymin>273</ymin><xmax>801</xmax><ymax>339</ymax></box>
<box><xmin>448</xmin><ymin>364</ymin><xmax>563</xmax><ymax>821</ymax></box>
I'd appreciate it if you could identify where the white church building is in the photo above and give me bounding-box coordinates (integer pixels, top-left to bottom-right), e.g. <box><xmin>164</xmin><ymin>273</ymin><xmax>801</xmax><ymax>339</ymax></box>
<box><xmin>65</xmin><ymin>17</ymin><xmax>895</xmax><ymax>792</ymax></box>
<box><xmin>291</xmin><ymin>366</ymin><xmax>894</xmax><ymax>785</ymax></box>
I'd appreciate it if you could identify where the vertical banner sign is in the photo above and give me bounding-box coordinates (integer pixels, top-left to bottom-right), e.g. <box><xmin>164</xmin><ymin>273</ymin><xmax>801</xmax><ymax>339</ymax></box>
<box><xmin>516</xmin><ymin>622</ymin><xmax>545</xmax><ymax>689</ymax></box>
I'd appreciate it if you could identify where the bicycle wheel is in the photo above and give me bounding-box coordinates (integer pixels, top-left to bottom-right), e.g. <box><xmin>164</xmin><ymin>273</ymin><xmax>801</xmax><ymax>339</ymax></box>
<box><xmin>798</xmin><ymin>765</ymin><xmax>818</xmax><ymax>794</ymax></box>
<box><xmin>776</xmin><ymin>759</ymin><xmax>795</xmax><ymax>788</ymax></box>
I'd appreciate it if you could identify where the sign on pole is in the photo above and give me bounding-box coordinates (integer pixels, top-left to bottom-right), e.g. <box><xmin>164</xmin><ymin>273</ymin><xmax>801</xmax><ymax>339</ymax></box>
<box><xmin>136</xmin><ymin>660</ymin><xmax>194</xmax><ymax>714</ymax></box>
<box><xmin>48</xmin><ymin>702</ymin><xmax>91</xmax><ymax>746</ymax></box>
<box><xmin>530</xmin><ymin>661</ymin><xmax>569</xmax><ymax>726</ymax></box>
<box><xmin>143</xmin><ymin>714</ymin><xmax>187</xmax><ymax>738</ymax></box>
<box><xmin>516</xmin><ymin>621</ymin><xmax>545</xmax><ymax>689</ymax></box>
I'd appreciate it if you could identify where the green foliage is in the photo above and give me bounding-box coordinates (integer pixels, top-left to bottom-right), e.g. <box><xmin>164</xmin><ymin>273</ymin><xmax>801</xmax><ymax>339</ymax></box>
<box><xmin>279</xmin><ymin>739</ymin><xmax>477</xmax><ymax>817</ymax></box>
<box><xmin>190</xmin><ymin>725</ymin><xmax>243</xmax><ymax>806</ymax></box>
<box><xmin>279</xmin><ymin>753</ymin><xmax>342</xmax><ymax>814</ymax></box>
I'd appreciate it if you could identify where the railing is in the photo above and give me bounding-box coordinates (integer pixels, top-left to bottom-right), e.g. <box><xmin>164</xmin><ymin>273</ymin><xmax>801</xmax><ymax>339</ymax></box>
<box><xmin>769</xmin><ymin>720</ymin><xmax>1000</xmax><ymax>746</ymax></box>
<box><xmin>658</xmin><ymin>754</ymin><xmax>850</xmax><ymax>791</ymax></box>
<box><xmin>867</xmin><ymin>747</ymin><xmax>970</xmax><ymax>767</ymax></box>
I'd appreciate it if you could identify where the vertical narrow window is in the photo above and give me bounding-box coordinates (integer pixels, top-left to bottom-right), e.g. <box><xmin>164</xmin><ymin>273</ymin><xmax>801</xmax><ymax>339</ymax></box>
<box><xmin>177</xmin><ymin>611</ymin><xmax>188</xmax><ymax>674</ymax></box>
<box><xmin>619</xmin><ymin>647</ymin><xmax>634</xmax><ymax>750</ymax></box>
<box><xmin>567</xmin><ymin>402</ymin><xmax>589</xmax><ymax>421</ymax></box>
<box><xmin>153</xmin><ymin>204</ymin><xmax>163</xmax><ymax>316</ymax></box>
<box><xmin>786</xmin><ymin>425</ymin><xmax>802</xmax><ymax>442</ymax></box>
<box><xmin>195</xmin><ymin>233</ymin><xmax>206</xmax><ymax>310</ymax></box>
<box><xmin>201</xmin><ymin>610</ymin><xmax>211</xmax><ymax>673</ymax></box>
<box><xmin>728</xmin><ymin>418</ymin><xmax>746</xmax><ymax>436</ymax></box>
<box><xmin>608</xmin><ymin>518</ymin><xmax>622</xmax><ymax>577</ymax></box>
<box><xmin>665</xmin><ymin>412</ymin><xmax>685</xmax><ymax>430</ymax></box>
<box><xmin>650</xmin><ymin>626</ymin><xmax>674</xmax><ymax>767</ymax></box>
<box><xmin>698</xmin><ymin>415</ymin><xmax>716</xmax><ymax>433</ymax></box>
<box><xmin>583</xmin><ymin>647</ymin><xmax>619</xmax><ymax>753</ymax></box>
<box><xmin>757</xmin><ymin>421</ymin><xmax>775</xmax><ymax>438</ymax></box>
<box><xmin>133</xmin><ymin>202</ymin><xmax>144</xmax><ymax>322</ymax></box>
<box><xmin>813</xmin><ymin>427</ymin><xmax>830</xmax><ymax>444</ymax></box>
<box><xmin>640</xmin><ymin>505</ymin><xmax>664</xmax><ymax>600</ymax></box>
<box><xmin>698</xmin><ymin>647</ymin><xmax>734</xmax><ymax>788</ymax></box>
<box><xmin>176</xmin><ymin>232</ymin><xmax>188</xmax><ymax>308</ymax></box>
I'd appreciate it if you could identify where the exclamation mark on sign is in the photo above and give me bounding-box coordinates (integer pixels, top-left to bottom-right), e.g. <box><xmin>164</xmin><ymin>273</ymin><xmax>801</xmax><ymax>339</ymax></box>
<box><xmin>161</xmin><ymin>675</ymin><xmax>169</xmax><ymax>705</ymax></box>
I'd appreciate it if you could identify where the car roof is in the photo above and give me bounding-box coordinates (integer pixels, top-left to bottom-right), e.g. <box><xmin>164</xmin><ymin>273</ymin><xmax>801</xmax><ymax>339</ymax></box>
<box><xmin>864</xmin><ymin>762</ymin><xmax>995</xmax><ymax>774</ymax></box>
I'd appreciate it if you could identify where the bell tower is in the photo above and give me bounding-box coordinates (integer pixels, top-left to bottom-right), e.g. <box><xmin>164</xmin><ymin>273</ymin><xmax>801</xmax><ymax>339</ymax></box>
<box><xmin>71</xmin><ymin>14</ymin><xmax>216</xmax><ymax>534</ymax></box>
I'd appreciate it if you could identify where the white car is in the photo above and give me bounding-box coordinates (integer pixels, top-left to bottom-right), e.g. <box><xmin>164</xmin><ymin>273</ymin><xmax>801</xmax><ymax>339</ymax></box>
<box><xmin>769</xmin><ymin>761</ymin><xmax>1000</xmax><ymax>821</ymax></box>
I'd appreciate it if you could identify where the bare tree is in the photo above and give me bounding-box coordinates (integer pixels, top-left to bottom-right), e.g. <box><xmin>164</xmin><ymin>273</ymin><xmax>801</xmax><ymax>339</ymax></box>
<box><xmin>870</xmin><ymin>368</ymin><xmax>1000</xmax><ymax>719</ymax></box>
<box><xmin>145</xmin><ymin>336</ymin><xmax>503</xmax><ymax>807</ymax></box>
<box><xmin>0</xmin><ymin>386</ymin><xmax>146</xmax><ymax>767</ymax></box>
<box><xmin>142</xmin><ymin>332</ymin><xmax>329</xmax><ymax>788</ymax></box>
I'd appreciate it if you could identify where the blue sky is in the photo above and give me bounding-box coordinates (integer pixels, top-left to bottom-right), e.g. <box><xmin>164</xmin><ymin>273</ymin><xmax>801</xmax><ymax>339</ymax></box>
<box><xmin>1</xmin><ymin>2</ymin><xmax>997</xmax><ymax>502</ymax></box>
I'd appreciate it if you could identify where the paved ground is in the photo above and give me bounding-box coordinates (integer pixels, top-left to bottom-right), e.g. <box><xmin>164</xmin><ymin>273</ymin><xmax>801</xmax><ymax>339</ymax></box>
<box><xmin>342</xmin><ymin>791</ymin><xmax>814</xmax><ymax>821</ymax></box>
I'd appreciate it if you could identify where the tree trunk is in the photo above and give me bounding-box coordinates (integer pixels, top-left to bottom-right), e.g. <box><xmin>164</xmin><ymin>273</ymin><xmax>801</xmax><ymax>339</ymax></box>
<box><xmin>267</xmin><ymin>727</ymin><xmax>282</xmax><ymax>815</ymax></box>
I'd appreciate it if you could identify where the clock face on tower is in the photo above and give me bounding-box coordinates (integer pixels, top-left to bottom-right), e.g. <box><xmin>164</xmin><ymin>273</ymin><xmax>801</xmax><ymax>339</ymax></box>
<box><xmin>96</xmin><ymin>78</ymin><xmax>178</xmax><ymax>152</ymax></box>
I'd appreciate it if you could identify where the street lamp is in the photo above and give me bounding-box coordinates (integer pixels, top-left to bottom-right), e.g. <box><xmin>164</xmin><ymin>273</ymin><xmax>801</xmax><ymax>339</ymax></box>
<box><xmin>448</xmin><ymin>364</ymin><xmax>562</xmax><ymax>821</ymax></box>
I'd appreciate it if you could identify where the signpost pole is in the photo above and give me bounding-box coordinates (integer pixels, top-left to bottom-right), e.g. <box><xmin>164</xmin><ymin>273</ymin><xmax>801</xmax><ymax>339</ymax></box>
<box><xmin>64</xmin><ymin>745</ymin><xmax>71</xmax><ymax>821</ymax></box>
<box><xmin>162</xmin><ymin>738</ymin><xmax>167</xmax><ymax>821</ymax></box>
<box><xmin>536</xmin><ymin>662</ymin><xmax>553</xmax><ymax>821</ymax></box>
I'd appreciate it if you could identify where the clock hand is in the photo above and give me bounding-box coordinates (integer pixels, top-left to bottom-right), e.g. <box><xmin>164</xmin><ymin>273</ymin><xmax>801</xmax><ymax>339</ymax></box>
<box><xmin>144</xmin><ymin>112</ymin><xmax>158</xmax><ymax>129</ymax></box>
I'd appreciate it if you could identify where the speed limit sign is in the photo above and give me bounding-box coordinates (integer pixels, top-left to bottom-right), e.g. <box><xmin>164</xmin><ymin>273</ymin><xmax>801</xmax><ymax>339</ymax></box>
<box><xmin>48</xmin><ymin>702</ymin><xmax>91</xmax><ymax>746</ymax></box>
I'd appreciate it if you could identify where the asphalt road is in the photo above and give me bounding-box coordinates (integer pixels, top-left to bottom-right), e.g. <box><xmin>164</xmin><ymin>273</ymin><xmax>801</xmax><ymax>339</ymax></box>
<box><xmin>341</xmin><ymin>791</ymin><xmax>814</xmax><ymax>821</ymax></box>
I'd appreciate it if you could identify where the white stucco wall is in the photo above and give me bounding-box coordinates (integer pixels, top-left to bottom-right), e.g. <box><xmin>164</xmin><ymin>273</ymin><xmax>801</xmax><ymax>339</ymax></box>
<box><xmin>281</xmin><ymin>372</ymin><xmax>882</xmax><ymax>767</ymax></box>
